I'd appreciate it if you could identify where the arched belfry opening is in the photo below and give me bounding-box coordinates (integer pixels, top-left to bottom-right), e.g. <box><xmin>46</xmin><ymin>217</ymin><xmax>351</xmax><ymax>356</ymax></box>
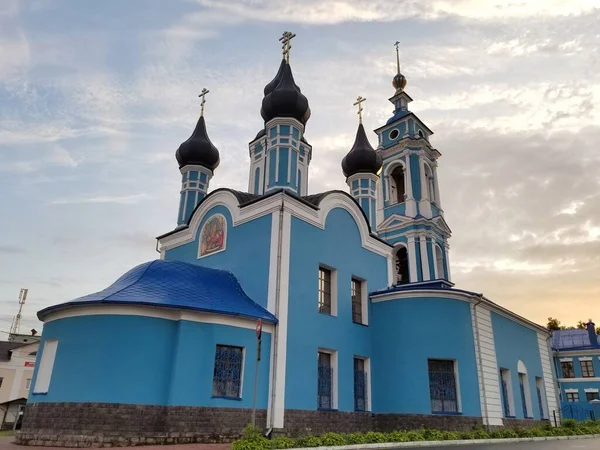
<box><xmin>395</xmin><ymin>246</ymin><xmax>410</xmax><ymax>285</ymax></box>
<box><xmin>389</xmin><ymin>165</ymin><xmax>406</xmax><ymax>204</ymax></box>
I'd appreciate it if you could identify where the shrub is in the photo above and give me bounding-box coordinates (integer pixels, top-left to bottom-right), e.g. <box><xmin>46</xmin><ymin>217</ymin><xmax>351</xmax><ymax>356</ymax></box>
<box><xmin>364</xmin><ymin>431</ymin><xmax>387</xmax><ymax>443</ymax></box>
<box><xmin>473</xmin><ymin>430</ymin><xmax>490</xmax><ymax>440</ymax></box>
<box><xmin>459</xmin><ymin>431</ymin><xmax>475</xmax><ymax>440</ymax></box>
<box><xmin>320</xmin><ymin>433</ymin><xmax>345</xmax><ymax>447</ymax></box>
<box><xmin>343</xmin><ymin>433</ymin><xmax>368</xmax><ymax>445</ymax></box>
<box><xmin>422</xmin><ymin>429</ymin><xmax>445</xmax><ymax>441</ymax></box>
<box><xmin>405</xmin><ymin>431</ymin><xmax>425</xmax><ymax>441</ymax></box>
<box><xmin>270</xmin><ymin>437</ymin><xmax>296</xmax><ymax>449</ymax></box>
<box><xmin>386</xmin><ymin>431</ymin><xmax>409</xmax><ymax>442</ymax></box>
<box><xmin>296</xmin><ymin>436</ymin><xmax>323</xmax><ymax>448</ymax></box>
<box><xmin>442</xmin><ymin>431</ymin><xmax>461</xmax><ymax>440</ymax></box>
<box><xmin>232</xmin><ymin>438</ymin><xmax>270</xmax><ymax>450</ymax></box>
<box><xmin>562</xmin><ymin>419</ymin><xmax>578</xmax><ymax>429</ymax></box>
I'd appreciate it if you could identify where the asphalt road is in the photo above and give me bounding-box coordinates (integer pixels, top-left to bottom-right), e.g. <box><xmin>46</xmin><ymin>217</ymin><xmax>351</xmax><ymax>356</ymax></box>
<box><xmin>422</xmin><ymin>438</ymin><xmax>600</xmax><ymax>449</ymax></box>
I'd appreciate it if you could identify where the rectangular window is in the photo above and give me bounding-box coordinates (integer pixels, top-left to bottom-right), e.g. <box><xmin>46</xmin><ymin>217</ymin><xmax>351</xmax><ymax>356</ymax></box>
<box><xmin>33</xmin><ymin>339</ymin><xmax>59</xmax><ymax>394</ymax></box>
<box><xmin>0</xmin><ymin>377</ymin><xmax>3</xmax><ymax>389</ymax></box>
<box><xmin>25</xmin><ymin>378</ymin><xmax>31</xmax><ymax>390</ymax></box>
<box><xmin>500</xmin><ymin>368</ymin><xmax>514</xmax><ymax>417</ymax></box>
<box><xmin>561</xmin><ymin>361</ymin><xmax>575</xmax><ymax>378</ymax></box>
<box><xmin>428</xmin><ymin>359</ymin><xmax>459</xmax><ymax>413</ymax></box>
<box><xmin>351</xmin><ymin>278</ymin><xmax>363</xmax><ymax>324</ymax></box>
<box><xmin>566</xmin><ymin>392</ymin><xmax>579</xmax><ymax>402</ymax></box>
<box><xmin>317</xmin><ymin>351</ymin><xmax>333</xmax><ymax>409</ymax></box>
<box><xmin>586</xmin><ymin>391</ymin><xmax>599</xmax><ymax>402</ymax></box>
<box><xmin>580</xmin><ymin>360</ymin><xmax>595</xmax><ymax>378</ymax></box>
<box><xmin>519</xmin><ymin>373</ymin><xmax>529</xmax><ymax>417</ymax></box>
<box><xmin>354</xmin><ymin>358</ymin><xmax>368</xmax><ymax>411</ymax></box>
<box><xmin>318</xmin><ymin>267</ymin><xmax>332</xmax><ymax>315</ymax></box>
<box><xmin>212</xmin><ymin>345</ymin><xmax>244</xmax><ymax>399</ymax></box>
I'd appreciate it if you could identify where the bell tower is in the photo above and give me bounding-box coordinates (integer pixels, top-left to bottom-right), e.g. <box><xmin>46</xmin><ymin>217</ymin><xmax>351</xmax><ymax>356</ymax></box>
<box><xmin>375</xmin><ymin>42</ymin><xmax>451</xmax><ymax>284</ymax></box>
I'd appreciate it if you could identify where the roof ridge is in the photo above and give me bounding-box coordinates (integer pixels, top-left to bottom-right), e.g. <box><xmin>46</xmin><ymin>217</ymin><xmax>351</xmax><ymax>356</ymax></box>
<box><xmin>103</xmin><ymin>260</ymin><xmax>158</xmax><ymax>302</ymax></box>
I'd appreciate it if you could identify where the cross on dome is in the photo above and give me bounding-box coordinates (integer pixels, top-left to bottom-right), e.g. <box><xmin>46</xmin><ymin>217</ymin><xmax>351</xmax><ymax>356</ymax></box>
<box><xmin>198</xmin><ymin>88</ymin><xmax>210</xmax><ymax>117</ymax></box>
<box><xmin>353</xmin><ymin>95</ymin><xmax>366</xmax><ymax>123</ymax></box>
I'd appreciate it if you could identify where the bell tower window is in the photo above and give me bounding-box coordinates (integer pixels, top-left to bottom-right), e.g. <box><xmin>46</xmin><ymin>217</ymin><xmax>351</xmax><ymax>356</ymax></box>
<box><xmin>389</xmin><ymin>166</ymin><xmax>406</xmax><ymax>204</ymax></box>
<box><xmin>395</xmin><ymin>246</ymin><xmax>410</xmax><ymax>285</ymax></box>
<box><xmin>425</xmin><ymin>164</ymin><xmax>435</xmax><ymax>204</ymax></box>
<box><xmin>435</xmin><ymin>245</ymin><xmax>444</xmax><ymax>279</ymax></box>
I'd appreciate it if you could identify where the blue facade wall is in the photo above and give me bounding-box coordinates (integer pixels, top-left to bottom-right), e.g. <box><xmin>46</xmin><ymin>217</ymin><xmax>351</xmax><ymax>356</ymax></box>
<box><xmin>370</xmin><ymin>297</ymin><xmax>481</xmax><ymax>416</ymax></box>
<box><xmin>165</xmin><ymin>206</ymin><xmax>272</xmax><ymax>309</ymax></box>
<box><xmin>30</xmin><ymin>316</ymin><xmax>271</xmax><ymax>408</ymax></box>
<box><xmin>492</xmin><ymin>312</ymin><xmax>544</xmax><ymax>419</ymax></box>
<box><xmin>410</xmin><ymin>154</ymin><xmax>421</xmax><ymax>201</ymax></box>
<box><xmin>286</xmin><ymin>208</ymin><xmax>388</xmax><ymax>411</ymax></box>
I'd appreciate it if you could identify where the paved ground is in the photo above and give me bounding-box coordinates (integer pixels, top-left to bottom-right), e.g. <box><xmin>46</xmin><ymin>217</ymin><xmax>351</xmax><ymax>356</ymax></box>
<box><xmin>2</xmin><ymin>437</ymin><xmax>600</xmax><ymax>450</ymax></box>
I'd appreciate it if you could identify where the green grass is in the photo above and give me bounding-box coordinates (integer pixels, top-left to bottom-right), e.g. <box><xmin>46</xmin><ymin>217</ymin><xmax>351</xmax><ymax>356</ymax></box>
<box><xmin>232</xmin><ymin>421</ymin><xmax>600</xmax><ymax>450</ymax></box>
<box><xmin>0</xmin><ymin>431</ymin><xmax>15</xmax><ymax>437</ymax></box>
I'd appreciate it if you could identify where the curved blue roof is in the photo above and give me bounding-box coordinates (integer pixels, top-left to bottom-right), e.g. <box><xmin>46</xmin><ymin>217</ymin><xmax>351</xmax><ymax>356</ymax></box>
<box><xmin>38</xmin><ymin>260</ymin><xmax>277</xmax><ymax>323</ymax></box>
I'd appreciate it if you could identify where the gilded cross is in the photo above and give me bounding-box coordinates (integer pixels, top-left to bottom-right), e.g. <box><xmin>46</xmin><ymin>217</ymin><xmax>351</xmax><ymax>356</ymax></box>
<box><xmin>353</xmin><ymin>95</ymin><xmax>366</xmax><ymax>123</ymax></box>
<box><xmin>198</xmin><ymin>88</ymin><xmax>209</xmax><ymax>117</ymax></box>
<box><xmin>394</xmin><ymin>40</ymin><xmax>401</xmax><ymax>73</ymax></box>
<box><xmin>279</xmin><ymin>31</ymin><xmax>296</xmax><ymax>63</ymax></box>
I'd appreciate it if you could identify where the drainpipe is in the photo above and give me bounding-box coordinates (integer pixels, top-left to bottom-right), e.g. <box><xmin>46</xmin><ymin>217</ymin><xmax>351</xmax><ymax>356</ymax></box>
<box><xmin>267</xmin><ymin>195</ymin><xmax>285</xmax><ymax>433</ymax></box>
<box><xmin>472</xmin><ymin>295</ymin><xmax>491</xmax><ymax>430</ymax></box>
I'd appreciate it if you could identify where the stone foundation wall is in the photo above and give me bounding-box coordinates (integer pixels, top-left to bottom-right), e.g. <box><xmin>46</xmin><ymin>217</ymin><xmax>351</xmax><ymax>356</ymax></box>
<box><xmin>503</xmin><ymin>418</ymin><xmax>549</xmax><ymax>429</ymax></box>
<box><xmin>18</xmin><ymin>402</ymin><xmax>534</xmax><ymax>447</ymax></box>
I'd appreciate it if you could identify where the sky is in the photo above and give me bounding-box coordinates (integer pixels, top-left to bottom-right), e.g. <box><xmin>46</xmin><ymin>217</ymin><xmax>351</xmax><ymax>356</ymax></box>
<box><xmin>0</xmin><ymin>0</ymin><xmax>599</xmax><ymax>335</ymax></box>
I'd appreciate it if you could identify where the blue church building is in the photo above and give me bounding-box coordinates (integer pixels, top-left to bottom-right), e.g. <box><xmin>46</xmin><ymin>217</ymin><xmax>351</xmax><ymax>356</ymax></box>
<box><xmin>19</xmin><ymin>36</ymin><xmax>561</xmax><ymax>446</ymax></box>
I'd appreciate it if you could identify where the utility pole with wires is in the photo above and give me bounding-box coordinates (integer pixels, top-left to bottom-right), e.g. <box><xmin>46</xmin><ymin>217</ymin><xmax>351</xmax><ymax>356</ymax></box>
<box><xmin>9</xmin><ymin>288</ymin><xmax>28</xmax><ymax>341</ymax></box>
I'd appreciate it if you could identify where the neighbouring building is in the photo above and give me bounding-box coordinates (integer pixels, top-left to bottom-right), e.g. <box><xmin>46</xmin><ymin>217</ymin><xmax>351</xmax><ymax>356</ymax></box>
<box><xmin>0</xmin><ymin>341</ymin><xmax>38</xmax><ymax>430</ymax></box>
<box><xmin>18</xmin><ymin>35</ymin><xmax>561</xmax><ymax>447</ymax></box>
<box><xmin>552</xmin><ymin>321</ymin><xmax>600</xmax><ymax>421</ymax></box>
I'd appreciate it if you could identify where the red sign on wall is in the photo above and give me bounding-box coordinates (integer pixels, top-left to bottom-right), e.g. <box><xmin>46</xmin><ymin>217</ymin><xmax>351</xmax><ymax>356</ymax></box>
<box><xmin>25</xmin><ymin>362</ymin><xmax>35</xmax><ymax>367</ymax></box>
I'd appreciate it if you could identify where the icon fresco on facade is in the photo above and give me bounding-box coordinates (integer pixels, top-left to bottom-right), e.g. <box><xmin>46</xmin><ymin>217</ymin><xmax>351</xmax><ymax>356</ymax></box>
<box><xmin>199</xmin><ymin>214</ymin><xmax>226</xmax><ymax>257</ymax></box>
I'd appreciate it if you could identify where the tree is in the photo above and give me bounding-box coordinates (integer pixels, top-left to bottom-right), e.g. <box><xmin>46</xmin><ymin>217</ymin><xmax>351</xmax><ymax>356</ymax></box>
<box><xmin>547</xmin><ymin>318</ymin><xmax>600</xmax><ymax>335</ymax></box>
<box><xmin>547</xmin><ymin>317</ymin><xmax>562</xmax><ymax>331</ymax></box>
<box><xmin>576</xmin><ymin>320</ymin><xmax>587</xmax><ymax>329</ymax></box>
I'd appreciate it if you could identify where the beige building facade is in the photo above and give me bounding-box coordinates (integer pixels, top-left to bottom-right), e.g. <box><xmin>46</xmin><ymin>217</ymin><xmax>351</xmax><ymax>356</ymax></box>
<box><xmin>0</xmin><ymin>342</ymin><xmax>38</xmax><ymax>429</ymax></box>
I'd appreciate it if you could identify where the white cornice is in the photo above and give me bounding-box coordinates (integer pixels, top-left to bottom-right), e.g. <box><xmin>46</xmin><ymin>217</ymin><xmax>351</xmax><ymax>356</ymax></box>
<box><xmin>555</xmin><ymin>349</ymin><xmax>600</xmax><ymax>357</ymax></box>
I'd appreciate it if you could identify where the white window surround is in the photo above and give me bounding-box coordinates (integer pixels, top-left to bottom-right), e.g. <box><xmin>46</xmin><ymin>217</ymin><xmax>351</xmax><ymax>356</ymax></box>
<box><xmin>535</xmin><ymin>377</ymin><xmax>548</xmax><ymax>419</ymax></box>
<box><xmin>318</xmin><ymin>348</ymin><xmax>338</xmax><ymax>410</ymax></box>
<box><xmin>565</xmin><ymin>388</ymin><xmax>579</xmax><ymax>394</ymax></box>
<box><xmin>584</xmin><ymin>388</ymin><xmax>599</xmax><ymax>393</ymax></box>
<box><xmin>355</xmin><ymin>355</ymin><xmax>372</xmax><ymax>412</ymax></box>
<box><xmin>318</xmin><ymin>264</ymin><xmax>338</xmax><ymax>316</ymax></box>
<box><xmin>33</xmin><ymin>339</ymin><xmax>59</xmax><ymax>394</ymax></box>
<box><xmin>25</xmin><ymin>378</ymin><xmax>31</xmax><ymax>390</ymax></box>
<box><xmin>560</xmin><ymin>358</ymin><xmax>573</xmax><ymax>362</ymax></box>
<box><xmin>517</xmin><ymin>361</ymin><xmax>533</xmax><ymax>418</ymax></box>
<box><xmin>434</xmin><ymin>244</ymin><xmax>444</xmax><ymax>279</ymax></box>
<box><xmin>351</xmin><ymin>276</ymin><xmax>369</xmax><ymax>326</ymax></box>
<box><xmin>500</xmin><ymin>368</ymin><xmax>515</xmax><ymax>416</ymax></box>
<box><xmin>579</xmin><ymin>357</ymin><xmax>593</xmax><ymax>361</ymax></box>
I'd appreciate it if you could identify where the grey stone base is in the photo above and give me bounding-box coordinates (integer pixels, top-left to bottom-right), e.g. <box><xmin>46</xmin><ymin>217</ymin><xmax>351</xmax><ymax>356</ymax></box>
<box><xmin>503</xmin><ymin>418</ymin><xmax>549</xmax><ymax>429</ymax></box>
<box><xmin>16</xmin><ymin>402</ymin><xmax>501</xmax><ymax>447</ymax></box>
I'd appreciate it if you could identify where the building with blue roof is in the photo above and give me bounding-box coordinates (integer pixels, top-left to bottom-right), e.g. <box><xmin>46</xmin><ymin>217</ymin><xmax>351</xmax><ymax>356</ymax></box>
<box><xmin>19</xmin><ymin>35</ymin><xmax>563</xmax><ymax>447</ymax></box>
<box><xmin>551</xmin><ymin>323</ymin><xmax>600</xmax><ymax>421</ymax></box>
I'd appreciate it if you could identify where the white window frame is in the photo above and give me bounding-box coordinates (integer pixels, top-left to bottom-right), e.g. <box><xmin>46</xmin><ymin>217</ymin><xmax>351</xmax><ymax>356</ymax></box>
<box><xmin>318</xmin><ymin>264</ymin><xmax>338</xmax><ymax>316</ymax></box>
<box><xmin>33</xmin><ymin>339</ymin><xmax>59</xmax><ymax>394</ymax></box>
<box><xmin>434</xmin><ymin>244</ymin><xmax>444</xmax><ymax>279</ymax></box>
<box><xmin>500</xmin><ymin>368</ymin><xmax>515</xmax><ymax>417</ymax></box>
<box><xmin>535</xmin><ymin>376</ymin><xmax>548</xmax><ymax>419</ymax></box>
<box><xmin>25</xmin><ymin>378</ymin><xmax>31</xmax><ymax>390</ymax></box>
<box><xmin>517</xmin><ymin>361</ymin><xmax>533</xmax><ymax>418</ymax></box>
<box><xmin>351</xmin><ymin>276</ymin><xmax>368</xmax><ymax>326</ymax></box>
<box><xmin>317</xmin><ymin>348</ymin><xmax>338</xmax><ymax>410</ymax></box>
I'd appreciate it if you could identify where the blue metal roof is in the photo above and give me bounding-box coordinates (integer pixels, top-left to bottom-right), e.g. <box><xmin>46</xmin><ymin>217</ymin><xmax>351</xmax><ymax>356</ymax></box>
<box><xmin>38</xmin><ymin>260</ymin><xmax>277</xmax><ymax>323</ymax></box>
<box><xmin>552</xmin><ymin>329</ymin><xmax>600</xmax><ymax>351</ymax></box>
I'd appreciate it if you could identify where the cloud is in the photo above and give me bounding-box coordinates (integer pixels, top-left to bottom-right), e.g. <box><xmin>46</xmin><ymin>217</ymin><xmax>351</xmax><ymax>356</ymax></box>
<box><xmin>49</xmin><ymin>194</ymin><xmax>151</xmax><ymax>205</ymax></box>
<box><xmin>0</xmin><ymin>245</ymin><xmax>25</xmax><ymax>254</ymax></box>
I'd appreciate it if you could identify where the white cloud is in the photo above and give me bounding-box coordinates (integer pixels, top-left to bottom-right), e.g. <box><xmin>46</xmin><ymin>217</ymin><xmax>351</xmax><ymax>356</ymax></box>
<box><xmin>49</xmin><ymin>194</ymin><xmax>150</xmax><ymax>205</ymax></box>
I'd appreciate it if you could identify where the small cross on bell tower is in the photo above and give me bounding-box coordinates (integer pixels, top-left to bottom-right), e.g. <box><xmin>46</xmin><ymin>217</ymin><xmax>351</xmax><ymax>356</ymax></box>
<box><xmin>353</xmin><ymin>95</ymin><xmax>366</xmax><ymax>124</ymax></box>
<box><xmin>279</xmin><ymin>31</ymin><xmax>296</xmax><ymax>63</ymax></box>
<box><xmin>198</xmin><ymin>88</ymin><xmax>210</xmax><ymax>117</ymax></box>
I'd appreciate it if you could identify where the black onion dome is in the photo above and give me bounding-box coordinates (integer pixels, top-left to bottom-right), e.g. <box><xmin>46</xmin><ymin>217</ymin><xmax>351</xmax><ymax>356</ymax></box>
<box><xmin>263</xmin><ymin>59</ymin><xmax>286</xmax><ymax>96</ymax></box>
<box><xmin>341</xmin><ymin>123</ymin><xmax>382</xmax><ymax>178</ymax></box>
<box><xmin>175</xmin><ymin>116</ymin><xmax>220</xmax><ymax>170</ymax></box>
<box><xmin>261</xmin><ymin>62</ymin><xmax>310</xmax><ymax>125</ymax></box>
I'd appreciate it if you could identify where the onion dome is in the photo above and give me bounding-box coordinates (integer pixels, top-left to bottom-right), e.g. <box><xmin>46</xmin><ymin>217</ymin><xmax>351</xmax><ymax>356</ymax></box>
<box><xmin>393</xmin><ymin>72</ymin><xmax>407</xmax><ymax>94</ymax></box>
<box><xmin>261</xmin><ymin>62</ymin><xmax>311</xmax><ymax>125</ymax></box>
<box><xmin>175</xmin><ymin>116</ymin><xmax>220</xmax><ymax>171</ymax></box>
<box><xmin>341</xmin><ymin>123</ymin><xmax>382</xmax><ymax>178</ymax></box>
<box><xmin>263</xmin><ymin>59</ymin><xmax>286</xmax><ymax>96</ymax></box>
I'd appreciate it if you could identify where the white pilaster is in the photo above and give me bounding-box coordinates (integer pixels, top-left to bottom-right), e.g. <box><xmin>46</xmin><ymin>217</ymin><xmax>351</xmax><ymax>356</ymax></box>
<box><xmin>538</xmin><ymin>333</ymin><xmax>560</xmax><ymax>425</ymax></box>
<box><xmin>419</xmin><ymin>236</ymin><xmax>430</xmax><ymax>281</ymax></box>
<box><xmin>404</xmin><ymin>155</ymin><xmax>417</xmax><ymax>217</ymax></box>
<box><xmin>418</xmin><ymin>155</ymin><xmax>432</xmax><ymax>218</ymax></box>
<box><xmin>407</xmin><ymin>235</ymin><xmax>418</xmax><ymax>282</ymax></box>
<box><xmin>445</xmin><ymin>244</ymin><xmax>452</xmax><ymax>282</ymax></box>
<box><xmin>432</xmin><ymin>163</ymin><xmax>442</xmax><ymax>211</ymax></box>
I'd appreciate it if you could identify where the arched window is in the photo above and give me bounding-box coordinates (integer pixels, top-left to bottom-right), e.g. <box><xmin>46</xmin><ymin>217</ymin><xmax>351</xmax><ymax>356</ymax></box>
<box><xmin>418</xmin><ymin>130</ymin><xmax>424</xmax><ymax>138</ymax></box>
<box><xmin>254</xmin><ymin>167</ymin><xmax>261</xmax><ymax>194</ymax></box>
<box><xmin>395</xmin><ymin>246</ymin><xmax>410</xmax><ymax>285</ymax></box>
<box><xmin>425</xmin><ymin>164</ymin><xmax>435</xmax><ymax>203</ymax></box>
<box><xmin>389</xmin><ymin>166</ymin><xmax>406</xmax><ymax>204</ymax></box>
<box><xmin>435</xmin><ymin>245</ymin><xmax>444</xmax><ymax>280</ymax></box>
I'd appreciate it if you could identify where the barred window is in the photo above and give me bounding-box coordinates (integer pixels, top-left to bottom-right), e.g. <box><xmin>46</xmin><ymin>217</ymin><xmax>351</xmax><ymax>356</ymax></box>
<box><xmin>519</xmin><ymin>373</ymin><xmax>529</xmax><ymax>418</ymax></box>
<box><xmin>566</xmin><ymin>392</ymin><xmax>579</xmax><ymax>402</ymax></box>
<box><xmin>317</xmin><ymin>352</ymin><xmax>333</xmax><ymax>409</ymax></box>
<box><xmin>351</xmin><ymin>278</ymin><xmax>363</xmax><ymax>324</ymax></box>
<box><xmin>586</xmin><ymin>392</ymin><xmax>599</xmax><ymax>402</ymax></box>
<box><xmin>428</xmin><ymin>359</ymin><xmax>458</xmax><ymax>413</ymax></box>
<box><xmin>354</xmin><ymin>358</ymin><xmax>367</xmax><ymax>411</ymax></box>
<box><xmin>581</xmin><ymin>360</ymin><xmax>595</xmax><ymax>378</ymax></box>
<box><xmin>561</xmin><ymin>361</ymin><xmax>575</xmax><ymax>378</ymax></box>
<box><xmin>318</xmin><ymin>267</ymin><xmax>332</xmax><ymax>315</ymax></box>
<box><xmin>212</xmin><ymin>345</ymin><xmax>243</xmax><ymax>398</ymax></box>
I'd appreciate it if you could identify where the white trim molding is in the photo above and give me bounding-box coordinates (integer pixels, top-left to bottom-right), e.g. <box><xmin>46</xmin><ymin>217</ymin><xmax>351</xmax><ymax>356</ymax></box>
<box><xmin>584</xmin><ymin>388</ymin><xmax>599</xmax><ymax>393</ymax></box>
<box><xmin>538</xmin><ymin>333</ymin><xmax>559</xmax><ymax>424</ymax></box>
<box><xmin>559</xmin><ymin>377</ymin><xmax>600</xmax><ymax>382</ymax></box>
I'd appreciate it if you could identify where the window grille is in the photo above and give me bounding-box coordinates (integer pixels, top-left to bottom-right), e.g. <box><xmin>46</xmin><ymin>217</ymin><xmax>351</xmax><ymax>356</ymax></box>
<box><xmin>561</xmin><ymin>361</ymin><xmax>575</xmax><ymax>378</ymax></box>
<box><xmin>566</xmin><ymin>392</ymin><xmax>579</xmax><ymax>402</ymax></box>
<box><xmin>351</xmin><ymin>279</ymin><xmax>363</xmax><ymax>324</ymax></box>
<box><xmin>395</xmin><ymin>247</ymin><xmax>410</xmax><ymax>285</ymax></box>
<box><xmin>354</xmin><ymin>358</ymin><xmax>367</xmax><ymax>411</ymax></box>
<box><xmin>586</xmin><ymin>392</ymin><xmax>599</xmax><ymax>402</ymax></box>
<box><xmin>537</xmin><ymin>386</ymin><xmax>544</xmax><ymax>418</ymax></box>
<box><xmin>318</xmin><ymin>352</ymin><xmax>333</xmax><ymax>409</ymax></box>
<box><xmin>428</xmin><ymin>359</ymin><xmax>458</xmax><ymax>413</ymax></box>
<box><xmin>519</xmin><ymin>374</ymin><xmax>528</xmax><ymax>417</ymax></box>
<box><xmin>500</xmin><ymin>374</ymin><xmax>510</xmax><ymax>417</ymax></box>
<box><xmin>212</xmin><ymin>345</ymin><xmax>243</xmax><ymax>398</ymax></box>
<box><xmin>581</xmin><ymin>360</ymin><xmax>595</xmax><ymax>378</ymax></box>
<box><xmin>318</xmin><ymin>268</ymin><xmax>332</xmax><ymax>314</ymax></box>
